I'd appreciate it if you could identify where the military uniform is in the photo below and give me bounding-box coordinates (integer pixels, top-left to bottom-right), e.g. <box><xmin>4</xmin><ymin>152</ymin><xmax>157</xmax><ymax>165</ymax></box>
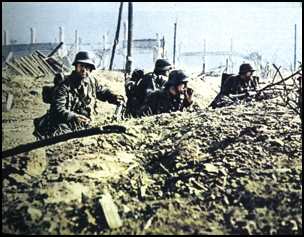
<box><xmin>125</xmin><ymin>59</ymin><xmax>172</xmax><ymax>117</ymax></box>
<box><xmin>210</xmin><ymin>63</ymin><xmax>258</xmax><ymax>109</ymax></box>
<box><xmin>137</xmin><ymin>69</ymin><xmax>192</xmax><ymax>116</ymax></box>
<box><xmin>34</xmin><ymin>71</ymin><xmax>119</xmax><ymax>139</ymax></box>
<box><xmin>137</xmin><ymin>88</ymin><xmax>191</xmax><ymax>116</ymax></box>
<box><xmin>221</xmin><ymin>74</ymin><xmax>257</xmax><ymax>96</ymax></box>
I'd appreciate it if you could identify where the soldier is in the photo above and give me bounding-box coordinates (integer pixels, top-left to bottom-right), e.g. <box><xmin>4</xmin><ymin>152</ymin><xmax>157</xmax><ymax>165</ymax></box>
<box><xmin>210</xmin><ymin>63</ymin><xmax>259</xmax><ymax>108</ymax></box>
<box><xmin>33</xmin><ymin>51</ymin><xmax>124</xmax><ymax>139</ymax></box>
<box><xmin>125</xmin><ymin>58</ymin><xmax>172</xmax><ymax>117</ymax></box>
<box><xmin>137</xmin><ymin>69</ymin><xmax>193</xmax><ymax>116</ymax></box>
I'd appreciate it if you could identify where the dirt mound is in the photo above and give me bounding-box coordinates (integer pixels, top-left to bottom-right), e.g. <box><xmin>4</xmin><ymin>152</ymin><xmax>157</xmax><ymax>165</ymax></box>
<box><xmin>2</xmin><ymin>70</ymin><xmax>302</xmax><ymax>234</ymax></box>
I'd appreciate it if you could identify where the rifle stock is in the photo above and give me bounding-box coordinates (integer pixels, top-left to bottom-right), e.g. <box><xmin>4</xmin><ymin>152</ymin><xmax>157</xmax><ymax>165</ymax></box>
<box><xmin>2</xmin><ymin>125</ymin><xmax>126</xmax><ymax>158</ymax></box>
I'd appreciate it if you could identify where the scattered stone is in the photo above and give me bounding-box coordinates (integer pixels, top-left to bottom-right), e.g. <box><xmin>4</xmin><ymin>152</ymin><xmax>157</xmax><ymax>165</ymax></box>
<box><xmin>99</xmin><ymin>192</ymin><xmax>123</xmax><ymax>229</ymax></box>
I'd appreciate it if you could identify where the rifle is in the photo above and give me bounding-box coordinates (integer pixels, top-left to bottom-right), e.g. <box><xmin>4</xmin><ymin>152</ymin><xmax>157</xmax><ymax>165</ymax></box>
<box><xmin>2</xmin><ymin>125</ymin><xmax>126</xmax><ymax>158</ymax></box>
<box><xmin>112</xmin><ymin>102</ymin><xmax>126</xmax><ymax>121</ymax></box>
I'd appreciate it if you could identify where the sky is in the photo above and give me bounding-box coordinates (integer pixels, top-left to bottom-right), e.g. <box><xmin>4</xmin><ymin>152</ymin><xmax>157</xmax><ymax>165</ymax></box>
<box><xmin>2</xmin><ymin>2</ymin><xmax>302</xmax><ymax>68</ymax></box>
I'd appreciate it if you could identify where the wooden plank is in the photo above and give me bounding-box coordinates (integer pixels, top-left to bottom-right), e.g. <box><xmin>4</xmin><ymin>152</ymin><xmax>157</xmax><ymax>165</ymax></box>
<box><xmin>5</xmin><ymin>51</ymin><xmax>14</xmax><ymax>64</ymax></box>
<box><xmin>12</xmin><ymin>58</ymin><xmax>30</xmax><ymax>75</ymax></box>
<box><xmin>32</xmin><ymin>53</ymin><xmax>52</xmax><ymax>75</ymax></box>
<box><xmin>98</xmin><ymin>192</ymin><xmax>123</xmax><ymax>229</ymax></box>
<box><xmin>5</xmin><ymin>61</ymin><xmax>25</xmax><ymax>76</ymax></box>
<box><xmin>19</xmin><ymin>57</ymin><xmax>38</xmax><ymax>77</ymax></box>
<box><xmin>47</xmin><ymin>41</ymin><xmax>64</xmax><ymax>57</ymax></box>
<box><xmin>36</xmin><ymin>53</ymin><xmax>57</xmax><ymax>75</ymax></box>
<box><xmin>27</xmin><ymin>55</ymin><xmax>45</xmax><ymax>77</ymax></box>
<box><xmin>22</xmin><ymin>56</ymin><xmax>41</xmax><ymax>76</ymax></box>
<box><xmin>2</xmin><ymin>93</ymin><xmax>14</xmax><ymax>112</ymax></box>
<box><xmin>29</xmin><ymin>55</ymin><xmax>46</xmax><ymax>75</ymax></box>
<box><xmin>35</xmin><ymin>50</ymin><xmax>47</xmax><ymax>59</ymax></box>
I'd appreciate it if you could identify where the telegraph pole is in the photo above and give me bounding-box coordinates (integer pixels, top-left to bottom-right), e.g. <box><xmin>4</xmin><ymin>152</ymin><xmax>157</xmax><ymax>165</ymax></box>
<box><xmin>125</xmin><ymin>2</ymin><xmax>133</xmax><ymax>74</ymax></box>
<box><xmin>293</xmin><ymin>24</ymin><xmax>297</xmax><ymax>71</ymax></box>
<box><xmin>109</xmin><ymin>2</ymin><xmax>124</xmax><ymax>70</ymax></box>
<box><xmin>173</xmin><ymin>21</ymin><xmax>177</xmax><ymax>65</ymax></box>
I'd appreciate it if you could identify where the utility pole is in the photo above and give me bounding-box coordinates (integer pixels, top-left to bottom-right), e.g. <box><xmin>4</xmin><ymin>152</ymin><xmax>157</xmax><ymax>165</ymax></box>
<box><xmin>173</xmin><ymin>21</ymin><xmax>177</xmax><ymax>65</ymax></box>
<box><xmin>294</xmin><ymin>24</ymin><xmax>297</xmax><ymax>71</ymax></box>
<box><xmin>161</xmin><ymin>36</ymin><xmax>166</xmax><ymax>58</ymax></box>
<box><xmin>125</xmin><ymin>2</ymin><xmax>133</xmax><ymax>74</ymax></box>
<box><xmin>109</xmin><ymin>2</ymin><xmax>124</xmax><ymax>70</ymax></box>
<box><xmin>202</xmin><ymin>38</ymin><xmax>206</xmax><ymax>74</ymax></box>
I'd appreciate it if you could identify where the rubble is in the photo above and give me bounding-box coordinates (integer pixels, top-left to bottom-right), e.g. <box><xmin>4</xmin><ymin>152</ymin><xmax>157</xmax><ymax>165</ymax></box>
<box><xmin>2</xmin><ymin>69</ymin><xmax>302</xmax><ymax>234</ymax></box>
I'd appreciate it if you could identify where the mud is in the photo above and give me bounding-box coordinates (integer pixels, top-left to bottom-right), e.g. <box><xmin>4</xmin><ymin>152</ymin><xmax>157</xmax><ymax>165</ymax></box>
<box><xmin>2</xmin><ymin>69</ymin><xmax>302</xmax><ymax>234</ymax></box>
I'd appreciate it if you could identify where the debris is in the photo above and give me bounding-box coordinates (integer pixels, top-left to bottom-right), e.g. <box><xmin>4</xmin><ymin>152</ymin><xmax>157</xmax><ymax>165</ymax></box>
<box><xmin>99</xmin><ymin>192</ymin><xmax>123</xmax><ymax>229</ymax></box>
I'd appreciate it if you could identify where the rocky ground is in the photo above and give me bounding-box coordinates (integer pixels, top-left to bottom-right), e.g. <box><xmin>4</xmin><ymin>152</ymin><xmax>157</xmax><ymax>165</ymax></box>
<box><xmin>2</xmin><ymin>68</ymin><xmax>302</xmax><ymax>235</ymax></box>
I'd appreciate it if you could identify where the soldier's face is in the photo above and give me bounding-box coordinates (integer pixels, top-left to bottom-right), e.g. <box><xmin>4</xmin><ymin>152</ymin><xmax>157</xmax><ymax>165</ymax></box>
<box><xmin>245</xmin><ymin>71</ymin><xmax>253</xmax><ymax>78</ymax></box>
<box><xmin>176</xmin><ymin>83</ymin><xmax>187</xmax><ymax>94</ymax></box>
<box><xmin>75</xmin><ymin>64</ymin><xmax>92</xmax><ymax>78</ymax></box>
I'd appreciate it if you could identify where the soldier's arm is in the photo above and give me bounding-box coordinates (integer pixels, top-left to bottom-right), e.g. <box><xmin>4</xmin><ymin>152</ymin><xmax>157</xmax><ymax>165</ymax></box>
<box><xmin>53</xmin><ymin>83</ymin><xmax>78</xmax><ymax>122</ymax></box>
<box><xmin>137</xmin><ymin>92</ymin><xmax>159</xmax><ymax>116</ymax></box>
<box><xmin>96</xmin><ymin>83</ymin><xmax>123</xmax><ymax>105</ymax></box>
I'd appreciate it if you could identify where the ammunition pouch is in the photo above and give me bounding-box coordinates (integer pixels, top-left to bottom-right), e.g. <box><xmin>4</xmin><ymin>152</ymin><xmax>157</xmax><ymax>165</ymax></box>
<box><xmin>42</xmin><ymin>86</ymin><xmax>55</xmax><ymax>104</ymax></box>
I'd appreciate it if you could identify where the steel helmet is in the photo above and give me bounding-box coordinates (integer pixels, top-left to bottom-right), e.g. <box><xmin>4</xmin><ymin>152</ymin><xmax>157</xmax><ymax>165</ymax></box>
<box><xmin>154</xmin><ymin>59</ymin><xmax>172</xmax><ymax>72</ymax></box>
<box><xmin>166</xmin><ymin>69</ymin><xmax>189</xmax><ymax>87</ymax></box>
<box><xmin>72</xmin><ymin>51</ymin><xmax>96</xmax><ymax>70</ymax></box>
<box><xmin>239</xmin><ymin>63</ymin><xmax>255</xmax><ymax>74</ymax></box>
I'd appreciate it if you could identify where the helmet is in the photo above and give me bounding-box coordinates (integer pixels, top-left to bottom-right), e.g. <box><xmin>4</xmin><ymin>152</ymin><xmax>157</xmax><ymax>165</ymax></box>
<box><xmin>239</xmin><ymin>63</ymin><xmax>255</xmax><ymax>74</ymax></box>
<box><xmin>166</xmin><ymin>69</ymin><xmax>189</xmax><ymax>87</ymax></box>
<box><xmin>72</xmin><ymin>51</ymin><xmax>96</xmax><ymax>70</ymax></box>
<box><xmin>154</xmin><ymin>59</ymin><xmax>172</xmax><ymax>72</ymax></box>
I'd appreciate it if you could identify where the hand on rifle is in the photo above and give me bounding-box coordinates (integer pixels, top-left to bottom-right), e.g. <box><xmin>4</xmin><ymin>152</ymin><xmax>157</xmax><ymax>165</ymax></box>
<box><xmin>74</xmin><ymin>114</ymin><xmax>91</xmax><ymax>125</ymax></box>
<box><xmin>245</xmin><ymin>90</ymin><xmax>257</xmax><ymax>97</ymax></box>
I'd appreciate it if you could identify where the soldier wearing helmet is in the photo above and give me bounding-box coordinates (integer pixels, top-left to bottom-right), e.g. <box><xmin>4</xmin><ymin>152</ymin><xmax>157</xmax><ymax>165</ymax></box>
<box><xmin>210</xmin><ymin>63</ymin><xmax>259</xmax><ymax>108</ymax></box>
<box><xmin>137</xmin><ymin>58</ymin><xmax>172</xmax><ymax>98</ymax></box>
<box><xmin>125</xmin><ymin>58</ymin><xmax>172</xmax><ymax>117</ymax></box>
<box><xmin>221</xmin><ymin>63</ymin><xmax>258</xmax><ymax>96</ymax></box>
<box><xmin>33</xmin><ymin>51</ymin><xmax>124</xmax><ymax>139</ymax></box>
<box><xmin>137</xmin><ymin>69</ymin><xmax>194</xmax><ymax>116</ymax></box>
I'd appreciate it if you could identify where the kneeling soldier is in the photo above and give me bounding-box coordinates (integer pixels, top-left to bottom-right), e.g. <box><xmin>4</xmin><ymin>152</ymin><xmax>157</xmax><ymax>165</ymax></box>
<box><xmin>33</xmin><ymin>51</ymin><xmax>124</xmax><ymax>139</ymax></box>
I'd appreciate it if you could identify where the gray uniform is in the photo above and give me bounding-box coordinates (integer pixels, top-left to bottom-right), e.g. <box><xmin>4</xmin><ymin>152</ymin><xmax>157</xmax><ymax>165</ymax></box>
<box><xmin>34</xmin><ymin>71</ymin><xmax>118</xmax><ymax>139</ymax></box>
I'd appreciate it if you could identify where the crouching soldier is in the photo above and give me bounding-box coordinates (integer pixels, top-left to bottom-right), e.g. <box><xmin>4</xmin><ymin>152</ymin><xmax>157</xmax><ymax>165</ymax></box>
<box><xmin>125</xmin><ymin>59</ymin><xmax>172</xmax><ymax>117</ymax></box>
<box><xmin>210</xmin><ymin>63</ymin><xmax>259</xmax><ymax>108</ymax></box>
<box><xmin>137</xmin><ymin>69</ymin><xmax>193</xmax><ymax>116</ymax></box>
<box><xmin>33</xmin><ymin>51</ymin><xmax>124</xmax><ymax>139</ymax></box>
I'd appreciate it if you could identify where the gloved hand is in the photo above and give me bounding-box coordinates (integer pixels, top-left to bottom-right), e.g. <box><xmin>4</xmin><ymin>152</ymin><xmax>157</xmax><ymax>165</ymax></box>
<box><xmin>113</xmin><ymin>94</ymin><xmax>125</xmax><ymax>105</ymax></box>
<box><xmin>246</xmin><ymin>91</ymin><xmax>257</xmax><ymax>97</ymax></box>
<box><xmin>184</xmin><ymin>87</ymin><xmax>194</xmax><ymax>105</ymax></box>
<box><xmin>74</xmin><ymin>114</ymin><xmax>91</xmax><ymax>126</ymax></box>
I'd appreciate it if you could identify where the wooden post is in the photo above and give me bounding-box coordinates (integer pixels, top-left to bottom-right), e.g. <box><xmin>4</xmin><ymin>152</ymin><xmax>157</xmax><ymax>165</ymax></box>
<box><xmin>30</xmin><ymin>27</ymin><xmax>36</xmax><ymax>44</ymax></box>
<box><xmin>161</xmin><ymin>36</ymin><xmax>165</xmax><ymax>58</ymax></box>
<box><xmin>59</xmin><ymin>26</ymin><xmax>64</xmax><ymax>43</ymax></box>
<box><xmin>123</xmin><ymin>20</ymin><xmax>127</xmax><ymax>48</ymax></box>
<box><xmin>75</xmin><ymin>30</ymin><xmax>79</xmax><ymax>53</ymax></box>
<box><xmin>3</xmin><ymin>30</ymin><xmax>8</xmax><ymax>45</ymax></box>
<box><xmin>225</xmin><ymin>58</ymin><xmax>228</xmax><ymax>73</ymax></box>
<box><xmin>153</xmin><ymin>33</ymin><xmax>160</xmax><ymax>63</ymax></box>
<box><xmin>173</xmin><ymin>22</ymin><xmax>177</xmax><ymax>65</ymax></box>
<box><xmin>229</xmin><ymin>38</ymin><xmax>233</xmax><ymax>73</ymax></box>
<box><xmin>294</xmin><ymin>24</ymin><xmax>297</xmax><ymax>71</ymax></box>
<box><xmin>178</xmin><ymin>42</ymin><xmax>182</xmax><ymax>64</ymax></box>
<box><xmin>109</xmin><ymin>2</ymin><xmax>124</xmax><ymax>70</ymax></box>
<box><xmin>125</xmin><ymin>2</ymin><xmax>133</xmax><ymax>74</ymax></box>
<box><xmin>202</xmin><ymin>39</ymin><xmax>206</xmax><ymax>74</ymax></box>
<box><xmin>5</xmin><ymin>51</ymin><xmax>13</xmax><ymax>64</ymax></box>
<box><xmin>47</xmin><ymin>42</ymin><xmax>64</xmax><ymax>58</ymax></box>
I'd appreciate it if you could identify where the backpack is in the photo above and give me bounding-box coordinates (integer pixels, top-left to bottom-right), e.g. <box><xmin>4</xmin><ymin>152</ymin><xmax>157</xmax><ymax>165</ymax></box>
<box><xmin>125</xmin><ymin>69</ymin><xmax>145</xmax><ymax>99</ymax></box>
<box><xmin>42</xmin><ymin>73</ymin><xmax>66</xmax><ymax>104</ymax></box>
<box><xmin>220</xmin><ymin>73</ymin><xmax>235</xmax><ymax>93</ymax></box>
